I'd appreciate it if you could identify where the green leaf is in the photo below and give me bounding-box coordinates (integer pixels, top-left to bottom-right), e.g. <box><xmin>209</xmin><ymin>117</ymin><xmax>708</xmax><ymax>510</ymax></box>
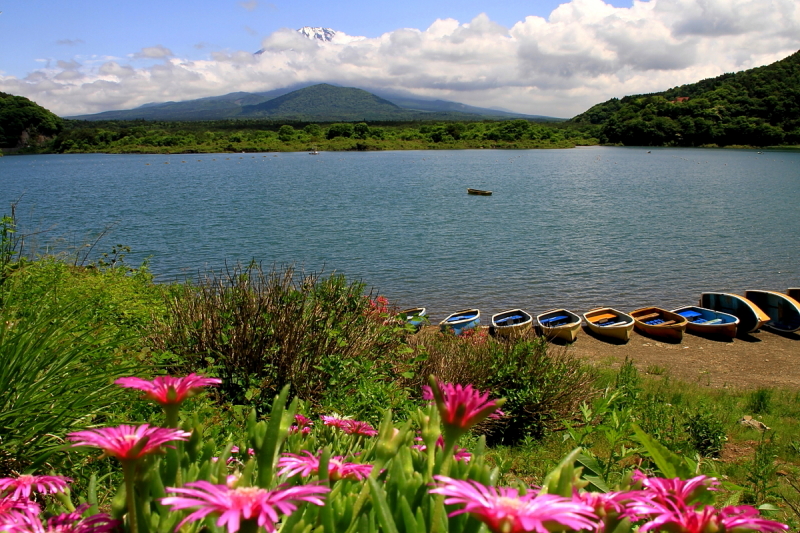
<box><xmin>369</xmin><ymin>477</ymin><xmax>400</xmax><ymax>533</ymax></box>
<box><xmin>632</xmin><ymin>424</ymin><xmax>694</xmax><ymax>479</ymax></box>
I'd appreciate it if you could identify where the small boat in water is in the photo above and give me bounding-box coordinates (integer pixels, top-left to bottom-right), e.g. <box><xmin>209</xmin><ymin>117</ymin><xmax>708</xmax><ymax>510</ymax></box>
<box><xmin>743</xmin><ymin>290</ymin><xmax>800</xmax><ymax>333</ymax></box>
<box><xmin>671</xmin><ymin>305</ymin><xmax>739</xmax><ymax>340</ymax></box>
<box><xmin>467</xmin><ymin>188</ymin><xmax>492</xmax><ymax>196</ymax></box>
<box><xmin>536</xmin><ymin>309</ymin><xmax>582</xmax><ymax>342</ymax></box>
<box><xmin>583</xmin><ymin>308</ymin><xmax>635</xmax><ymax>343</ymax></box>
<box><xmin>491</xmin><ymin>309</ymin><xmax>533</xmax><ymax>339</ymax></box>
<box><xmin>399</xmin><ymin>307</ymin><xmax>428</xmax><ymax>331</ymax></box>
<box><xmin>630</xmin><ymin>307</ymin><xmax>688</xmax><ymax>342</ymax></box>
<box><xmin>699</xmin><ymin>292</ymin><xmax>770</xmax><ymax>334</ymax></box>
<box><xmin>439</xmin><ymin>308</ymin><xmax>481</xmax><ymax>336</ymax></box>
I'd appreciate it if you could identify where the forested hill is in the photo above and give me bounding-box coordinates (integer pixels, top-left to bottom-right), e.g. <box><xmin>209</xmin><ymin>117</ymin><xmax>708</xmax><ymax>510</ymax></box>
<box><xmin>0</xmin><ymin>92</ymin><xmax>64</xmax><ymax>149</ymax></box>
<box><xmin>571</xmin><ymin>49</ymin><xmax>800</xmax><ymax>147</ymax></box>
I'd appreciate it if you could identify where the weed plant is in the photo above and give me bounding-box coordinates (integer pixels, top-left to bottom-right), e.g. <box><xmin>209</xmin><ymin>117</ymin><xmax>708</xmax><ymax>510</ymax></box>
<box><xmin>151</xmin><ymin>262</ymin><xmax>413</xmax><ymax>420</ymax></box>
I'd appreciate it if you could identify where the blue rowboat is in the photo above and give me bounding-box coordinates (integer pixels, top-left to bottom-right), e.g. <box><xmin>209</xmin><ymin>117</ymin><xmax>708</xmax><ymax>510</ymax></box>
<box><xmin>671</xmin><ymin>305</ymin><xmax>739</xmax><ymax>340</ymax></box>
<box><xmin>536</xmin><ymin>308</ymin><xmax>582</xmax><ymax>342</ymax></box>
<box><xmin>439</xmin><ymin>308</ymin><xmax>481</xmax><ymax>336</ymax></box>
<box><xmin>399</xmin><ymin>307</ymin><xmax>428</xmax><ymax>331</ymax></box>
<box><xmin>491</xmin><ymin>309</ymin><xmax>532</xmax><ymax>339</ymax></box>
<box><xmin>699</xmin><ymin>292</ymin><xmax>770</xmax><ymax>334</ymax></box>
<box><xmin>744</xmin><ymin>290</ymin><xmax>800</xmax><ymax>333</ymax></box>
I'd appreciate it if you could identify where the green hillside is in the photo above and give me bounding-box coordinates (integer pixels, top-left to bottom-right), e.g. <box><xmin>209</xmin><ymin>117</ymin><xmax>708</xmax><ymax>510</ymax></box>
<box><xmin>572</xmin><ymin>49</ymin><xmax>800</xmax><ymax>146</ymax></box>
<box><xmin>0</xmin><ymin>92</ymin><xmax>63</xmax><ymax>149</ymax></box>
<box><xmin>240</xmin><ymin>84</ymin><xmax>407</xmax><ymax>120</ymax></box>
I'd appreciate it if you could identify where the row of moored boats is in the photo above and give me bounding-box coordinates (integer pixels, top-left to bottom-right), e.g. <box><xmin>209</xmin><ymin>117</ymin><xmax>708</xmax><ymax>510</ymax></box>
<box><xmin>400</xmin><ymin>289</ymin><xmax>800</xmax><ymax>343</ymax></box>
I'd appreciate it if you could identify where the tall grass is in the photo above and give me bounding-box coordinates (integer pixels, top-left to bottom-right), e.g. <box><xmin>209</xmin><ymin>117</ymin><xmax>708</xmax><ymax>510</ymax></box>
<box><xmin>0</xmin><ymin>299</ymin><xmax>137</xmax><ymax>474</ymax></box>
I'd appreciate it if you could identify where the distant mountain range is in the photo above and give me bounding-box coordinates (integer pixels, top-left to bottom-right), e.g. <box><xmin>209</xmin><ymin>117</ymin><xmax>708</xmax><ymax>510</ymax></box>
<box><xmin>66</xmin><ymin>83</ymin><xmax>561</xmax><ymax>122</ymax></box>
<box><xmin>67</xmin><ymin>27</ymin><xmax>562</xmax><ymax>122</ymax></box>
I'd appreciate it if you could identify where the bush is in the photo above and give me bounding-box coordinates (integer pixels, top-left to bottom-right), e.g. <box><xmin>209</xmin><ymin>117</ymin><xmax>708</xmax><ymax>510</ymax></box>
<box><xmin>410</xmin><ymin>332</ymin><xmax>595</xmax><ymax>443</ymax></box>
<box><xmin>151</xmin><ymin>263</ymin><xmax>410</xmax><ymax>415</ymax></box>
<box><xmin>685</xmin><ymin>407</ymin><xmax>727</xmax><ymax>458</ymax></box>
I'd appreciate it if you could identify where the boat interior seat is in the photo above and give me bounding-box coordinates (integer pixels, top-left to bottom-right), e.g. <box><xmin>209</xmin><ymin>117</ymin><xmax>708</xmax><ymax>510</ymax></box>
<box><xmin>592</xmin><ymin>313</ymin><xmax>617</xmax><ymax>322</ymax></box>
<box><xmin>496</xmin><ymin>315</ymin><xmax>523</xmax><ymax>324</ymax></box>
<box><xmin>636</xmin><ymin>313</ymin><xmax>660</xmax><ymax>322</ymax></box>
<box><xmin>448</xmin><ymin>315</ymin><xmax>473</xmax><ymax>322</ymax></box>
<box><xmin>693</xmin><ymin>318</ymin><xmax>707</xmax><ymax>323</ymax></box>
<box><xmin>540</xmin><ymin>315</ymin><xmax>568</xmax><ymax>325</ymax></box>
<box><xmin>600</xmin><ymin>321</ymin><xmax>624</xmax><ymax>327</ymax></box>
<box><xmin>677</xmin><ymin>310</ymin><xmax>702</xmax><ymax>319</ymax></box>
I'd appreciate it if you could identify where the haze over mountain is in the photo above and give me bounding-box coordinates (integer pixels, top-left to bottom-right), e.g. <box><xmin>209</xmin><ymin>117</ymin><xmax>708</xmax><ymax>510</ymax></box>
<box><xmin>66</xmin><ymin>83</ymin><xmax>562</xmax><ymax>122</ymax></box>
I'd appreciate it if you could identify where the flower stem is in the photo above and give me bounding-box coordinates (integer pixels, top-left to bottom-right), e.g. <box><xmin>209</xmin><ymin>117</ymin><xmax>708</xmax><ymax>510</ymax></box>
<box><xmin>122</xmin><ymin>460</ymin><xmax>138</xmax><ymax>533</ymax></box>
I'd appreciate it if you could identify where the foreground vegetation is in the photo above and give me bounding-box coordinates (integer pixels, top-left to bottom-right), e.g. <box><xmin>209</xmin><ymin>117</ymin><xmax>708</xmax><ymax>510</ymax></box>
<box><xmin>1</xmin><ymin>211</ymin><xmax>800</xmax><ymax>531</ymax></box>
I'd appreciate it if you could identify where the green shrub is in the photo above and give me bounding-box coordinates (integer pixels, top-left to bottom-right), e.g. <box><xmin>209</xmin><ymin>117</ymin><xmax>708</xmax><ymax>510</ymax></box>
<box><xmin>151</xmin><ymin>263</ymin><xmax>409</xmax><ymax>414</ymax></box>
<box><xmin>685</xmin><ymin>406</ymin><xmax>727</xmax><ymax>458</ymax></box>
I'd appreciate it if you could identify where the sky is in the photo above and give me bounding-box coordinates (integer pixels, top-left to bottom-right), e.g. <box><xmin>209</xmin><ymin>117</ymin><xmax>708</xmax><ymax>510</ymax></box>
<box><xmin>1</xmin><ymin>0</ymin><xmax>799</xmax><ymax>118</ymax></box>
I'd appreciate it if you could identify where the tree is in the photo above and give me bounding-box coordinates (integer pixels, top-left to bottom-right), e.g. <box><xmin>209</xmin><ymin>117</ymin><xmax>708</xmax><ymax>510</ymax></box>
<box><xmin>277</xmin><ymin>125</ymin><xmax>295</xmax><ymax>142</ymax></box>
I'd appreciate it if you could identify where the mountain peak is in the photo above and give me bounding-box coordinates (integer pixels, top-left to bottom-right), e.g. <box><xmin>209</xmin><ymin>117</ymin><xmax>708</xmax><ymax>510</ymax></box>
<box><xmin>297</xmin><ymin>27</ymin><xmax>337</xmax><ymax>42</ymax></box>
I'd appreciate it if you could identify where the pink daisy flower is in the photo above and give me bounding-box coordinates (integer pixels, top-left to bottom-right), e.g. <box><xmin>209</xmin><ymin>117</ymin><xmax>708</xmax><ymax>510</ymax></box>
<box><xmin>277</xmin><ymin>451</ymin><xmax>373</xmax><ymax>481</ymax></box>
<box><xmin>115</xmin><ymin>374</ymin><xmax>221</xmax><ymax>406</ymax></box>
<box><xmin>161</xmin><ymin>480</ymin><xmax>328</xmax><ymax>533</ymax></box>
<box><xmin>430</xmin><ymin>476</ymin><xmax>598</xmax><ymax>533</ymax></box>
<box><xmin>423</xmin><ymin>381</ymin><xmax>505</xmax><ymax>433</ymax></box>
<box><xmin>294</xmin><ymin>414</ymin><xmax>312</xmax><ymax>427</ymax></box>
<box><xmin>68</xmin><ymin>424</ymin><xmax>191</xmax><ymax>461</ymax></box>
<box><xmin>7</xmin><ymin>504</ymin><xmax>120</xmax><ymax>533</ymax></box>
<box><xmin>629</xmin><ymin>500</ymin><xmax>788</xmax><ymax>533</ymax></box>
<box><xmin>320</xmin><ymin>415</ymin><xmax>351</xmax><ymax>430</ymax></box>
<box><xmin>0</xmin><ymin>475</ymin><xmax>71</xmax><ymax>500</ymax></box>
<box><xmin>342</xmin><ymin>420</ymin><xmax>378</xmax><ymax>437</ymax></box>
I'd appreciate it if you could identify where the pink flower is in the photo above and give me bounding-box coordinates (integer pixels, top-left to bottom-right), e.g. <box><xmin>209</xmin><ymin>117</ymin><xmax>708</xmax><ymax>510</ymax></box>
<box><xmin>294</xmin><ymin>414</ymin><xmax>312</xmax><ymax>427</ymax></box>
<box><xmin>342</xmin><ymin>420</ymin><xmax>378</xmax><ymax>437</ymax></box>
<box><xmin>68</xmin><ymin>424</ymin><xmax>191</xmax><ymax>461</ymax></box>
<box><xmin>277</xmin><ymin>451</ymin><xmax>373</xmax><ymax>481</ymax></box>
<box><xmin>0</xmin><ymin>475</ymin><xmax>71</xmax><ymax>499</ymax></box>
<box><xmin>0</xmin><ymin>495</ymin><xmax>41</xmax><ymax>533</ymax></box>
<box><xmin>321</xmin><ymin>415</ymin><xmax>351</xmax><ymax>430</ymax></box>
<box><xmin>430</xmin><ymin>476</ymin><xmax>598</xmax><ymax>533</ymax></box>
<box><xmin>162</xmin><ymin>480</ymin><xmax>328</xmax><ymax>533</ymax></box>
<box><xmin>630</xmin><ymin>501</ymin><xmax>788</xmax><ymax>533</ymax></box>
<box><xmin>423</xmin><ymin>381</ymin><xmax>505</xmax><ymax>432</ymax></box>
<box><xmin>7</xmin><ymin>504</ymin><xmax>120</xmax><ymax>533</ymax></box>
<box><xmin>412</xmin><ymin>436</ymin><xmax>471</xmax><ymax>462</ymax></box>
<box><xmin>115</xmin><ymin>374</ymin><xmax>221</xmax><ymax>406</ymax></box>
<box><xmin>320</xmin><ymin>416</ymin><xmax>377</xmax><ymax>436</ymax></box>
<box><xmin>638</xmin><ymin>472</ymin><xmax>720</xmax><ymax>502</ymax></box>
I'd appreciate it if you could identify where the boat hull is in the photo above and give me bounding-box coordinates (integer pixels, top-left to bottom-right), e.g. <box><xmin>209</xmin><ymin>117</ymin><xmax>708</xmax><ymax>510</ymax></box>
<box><xmin>630</xmin><ymin>307</ymin><xmax>688</xmax><ymax>342</ymax></box>
<box><xmin>671</xmin><ymin>305</ymin><xmax>739</xmax><ymax>340</ymax></box>
<box><xmin>467</xmin><ymin>188</ymin><xmax>492</xmax><ymax>196</ymax></box>
<box><xmin>583</xmin><ymin>307</ymin><xmax>635</xmax><ymax>342</ymax></box>
<box><xmin>439</xmin><ymin>308</ymin><xmax>481</xmax><ymax>336</ymax></box>
<box><xmin>536</xmin><ymin>309</ymin><xmax>581</xmax><ymax>342</ymax></box>
<box><xmin>491</xmin><ymin>309</ymin><xmax>533</xmax><ymax>339</ymax></box>
<box><xmin>699</xmin><ymin>293</ymin><xmax>769</xmax><ymax>334</ymax></box>
<box><xmin>399</xmin><ymin>307</ymin><xmax>427</xmax><ymax>331</ymax></box>
<box><xmin>744</xmin><ymin>290</ymin><xmax>800</xmax><ymax>333</ymax></box>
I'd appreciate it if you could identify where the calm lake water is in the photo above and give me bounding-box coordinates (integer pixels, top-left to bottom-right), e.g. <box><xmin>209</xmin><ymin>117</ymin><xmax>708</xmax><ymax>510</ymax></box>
<box><xmin>2</xmin><ymin>147</ymin><xmax>799</xmax><ymax>321</ymax></box>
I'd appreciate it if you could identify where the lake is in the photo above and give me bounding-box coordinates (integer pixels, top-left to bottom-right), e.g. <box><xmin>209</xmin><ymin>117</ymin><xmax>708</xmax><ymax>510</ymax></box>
<box><xmin>1</xmin><ymin>147</ymin><xmax>798</xmax><ymax>322</ymax></box>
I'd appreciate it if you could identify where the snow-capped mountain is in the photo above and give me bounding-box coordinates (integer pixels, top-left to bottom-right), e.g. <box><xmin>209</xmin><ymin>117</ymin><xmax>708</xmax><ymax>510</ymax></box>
<box><xmin>297</xmin><ymin>27</ymin><xmax>337</xmax><ymax>42</ymax></box>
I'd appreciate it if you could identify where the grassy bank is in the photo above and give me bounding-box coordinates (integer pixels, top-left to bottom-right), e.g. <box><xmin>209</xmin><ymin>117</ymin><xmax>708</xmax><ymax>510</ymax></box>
<box><xmin>1</xmin><ymin>215</ymin><xmax>799</xmax><ymax>528</ymax></box>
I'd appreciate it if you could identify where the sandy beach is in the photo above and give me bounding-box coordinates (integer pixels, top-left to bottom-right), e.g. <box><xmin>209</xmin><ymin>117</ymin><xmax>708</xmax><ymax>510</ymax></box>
<box><xmin>566</xmin><ymin>326</ymin><xmax>800</xmax><ymax>390</ymax></box>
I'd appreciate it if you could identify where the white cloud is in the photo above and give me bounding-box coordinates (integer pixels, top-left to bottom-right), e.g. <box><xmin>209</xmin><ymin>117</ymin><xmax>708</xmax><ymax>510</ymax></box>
<box><xmin>238</xmin><ymin>0</ymin><xmax>258</xmax><ymax>12</ymax></box>
<box><xmin>132</xmin><ymin>45</ymin><xmax>174</xmax><ymax>59</ymax></box>
<box><xmin>2</xmin><ymin>0</ymin><xmax>798</xmax><ymax>118</ymax></box>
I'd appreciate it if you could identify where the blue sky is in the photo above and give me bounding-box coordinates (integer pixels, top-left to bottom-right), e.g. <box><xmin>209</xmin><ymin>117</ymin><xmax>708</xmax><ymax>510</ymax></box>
<box><xmin>0</xmin><ymin>0</ymin><xmax>633</xmax><ymax>77</ymax></box>
<box><xmin>1</xmin><ymin>0</ymin><xmax>798</xmax><ymax>117</ymax></box>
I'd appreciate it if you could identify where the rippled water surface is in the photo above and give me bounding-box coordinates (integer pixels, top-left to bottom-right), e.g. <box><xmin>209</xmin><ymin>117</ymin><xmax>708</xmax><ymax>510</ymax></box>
<box><xmin>2</xmin><ymin>147</ymin><xmax>799</xmax><ymax>321</ymax></box>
